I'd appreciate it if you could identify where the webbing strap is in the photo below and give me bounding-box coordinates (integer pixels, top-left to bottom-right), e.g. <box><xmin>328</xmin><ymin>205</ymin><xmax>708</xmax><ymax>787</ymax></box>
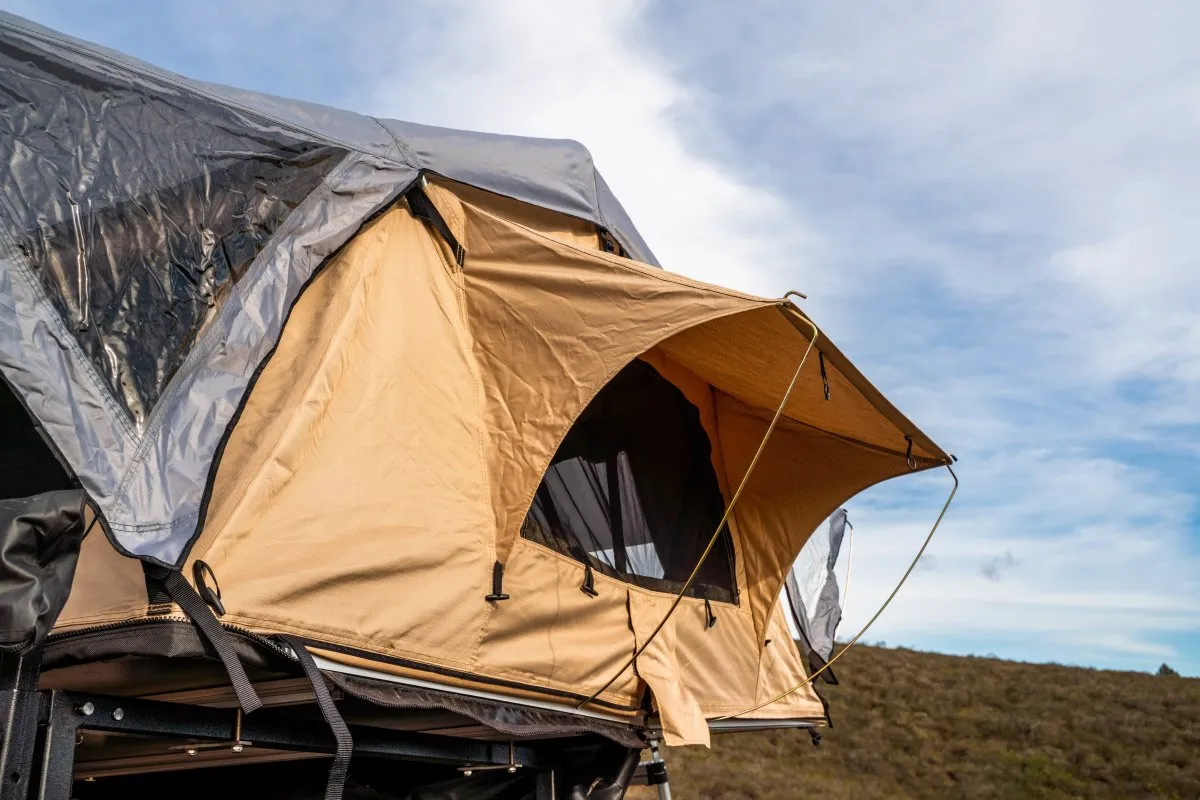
<box><xmin>159</xmin><ymin>570</ymin><xmax>263</xmax><ymax>713</ymax></box>
<box><xmin>406</xmin><ymin>184</ymin><xmax>465</xmax><ymax>266</ymax></box>
<box><xmin>282</xmin><ymin>636</ymin><xmax>353</xmax><ymax>800</ymax></box>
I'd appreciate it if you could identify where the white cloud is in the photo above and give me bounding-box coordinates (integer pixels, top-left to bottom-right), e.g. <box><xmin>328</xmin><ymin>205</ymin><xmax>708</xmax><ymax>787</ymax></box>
<box><xmin>843</xmin><ymin>451</ymin><xmax>1199</xmax><ymax>669</ymax></box>
<box><xmin>362</xmin><ymin>0</ymin><xmax>825</xmax><ymax>297</ymax></box>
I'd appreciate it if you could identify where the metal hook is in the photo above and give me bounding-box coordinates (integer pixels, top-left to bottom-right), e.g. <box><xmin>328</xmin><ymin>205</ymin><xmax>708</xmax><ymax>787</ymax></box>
<box><xmin>904</xmin><ymin>436</ymin><xmax>917</xmax><ymax>471</ymax></box>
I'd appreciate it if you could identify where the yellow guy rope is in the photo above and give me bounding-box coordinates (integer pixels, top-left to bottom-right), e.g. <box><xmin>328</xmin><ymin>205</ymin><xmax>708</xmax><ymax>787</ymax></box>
<box><xmin>714</xmin><ymin>464</ymin><xmax>958</xmax><ymax>720</ymax></box>
<box><xmin>577</xmin><ymin>297</ymin><xmax>820</xmax><ymax>710</ymax></box>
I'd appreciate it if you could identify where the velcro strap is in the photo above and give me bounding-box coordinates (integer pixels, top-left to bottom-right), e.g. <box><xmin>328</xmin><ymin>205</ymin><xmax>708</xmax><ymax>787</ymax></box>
<box><xmin>406</xmin><ymin>184</ymin><xmax>466</xmax><ymax>266</ymax></box>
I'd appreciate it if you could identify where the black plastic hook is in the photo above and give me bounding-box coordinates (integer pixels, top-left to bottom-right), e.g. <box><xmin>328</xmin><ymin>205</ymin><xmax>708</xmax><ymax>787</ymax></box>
<box><xmin>580</xmin><ymin>564</ymin><xmax>599</xmax><ymax>597</ymax></box>
<box><xmin>192</xmin><ymin>560</ymin><xmax>225</xmax><ymax>617</ymax></box>
<box><xmin>485</xmin><ymin>561</ymin><xmax>510</xmax><ymax>602</ymax></box>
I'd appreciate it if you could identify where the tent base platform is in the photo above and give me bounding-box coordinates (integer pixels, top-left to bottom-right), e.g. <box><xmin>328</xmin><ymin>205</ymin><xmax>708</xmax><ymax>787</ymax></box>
<box><xmin>0</xmin><ymin>648</ymin><xmax>645</xmax><ymax>799</ymax></box>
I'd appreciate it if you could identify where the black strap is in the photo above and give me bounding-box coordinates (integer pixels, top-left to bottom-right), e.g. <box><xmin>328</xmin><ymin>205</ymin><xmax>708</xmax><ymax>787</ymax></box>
<box><xmin>282</xmin><ymin>636</ymin><xmax>353</xmax><ymax>800</ymax></box>
<box><xmin>406</xmin><ymin>184</ymin><xmax>465</xmax><ymax>266</ymax></box>
<box><xmin>143</xmin><ymin>562</ymin><xmax>173</xmax><ymax>615</ymax></box>
<box><xmin>156</xmin><ymin>569</ymin><xmax>263</xmax><ymax>713</ymax></box>
<box><xmin>703</xmin><ymin>592</ymin><xmax>718</xmax><ymax>630</ymax></box>
<box><xmin>819</xmin><ymin>352</ymin><xmax>831</xmax><ymax>401</ymax></box>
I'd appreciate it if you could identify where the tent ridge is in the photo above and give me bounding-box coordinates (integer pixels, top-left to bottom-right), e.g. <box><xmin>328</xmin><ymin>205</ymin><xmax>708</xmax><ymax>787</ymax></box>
<box><xmin>369</xmin><ymin>114</ymin><xmax>420</xmax><ymax>167</ymax></box>
<box><xmin>0</xmin><ymin>12</ymin><xmax>406</xmax><ymax>170</ymax></box>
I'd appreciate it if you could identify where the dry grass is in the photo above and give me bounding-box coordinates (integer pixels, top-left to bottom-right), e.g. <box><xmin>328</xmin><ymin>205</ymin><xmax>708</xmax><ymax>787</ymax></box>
<box><xmin>631</xmin><ymin>644</ymin><xmax>1200</xmax><ymax>799</ymax></box>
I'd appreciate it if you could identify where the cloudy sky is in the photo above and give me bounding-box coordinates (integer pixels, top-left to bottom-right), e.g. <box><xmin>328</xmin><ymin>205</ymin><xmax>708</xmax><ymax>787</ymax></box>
<box><xmin>9</xmin><ymin>0</ymin><xmax>1197</xmax><ymax>675</ymax></box>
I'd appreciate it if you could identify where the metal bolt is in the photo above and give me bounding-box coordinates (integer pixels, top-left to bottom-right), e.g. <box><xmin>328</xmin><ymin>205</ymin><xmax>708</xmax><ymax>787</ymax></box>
<box><xmin>463</xmin><ymin>769</ymin><xmax>473</xmax><ymax>777</ymax></box>
<box><xmin>507</xmin><ymin>766</ymin><xmax>517</xmax><ymax>773</ymax></box>
<box><xmin>231</xmin><ymin>744</ymin><xmax>244</xmax><ymax>753</ymax></box>
<box><xmin>186</xmin><ymin>748</ymin><xmax>197</xmax><ymax>757</ymax></box>
<box><xmin>77</xmin><ymin>702</ymin><xmax>95</xmax><ymax>716</ymax></box>
<box><xmin>111</xmin><ymin>707</ymin><xmax>124</xmax><ymax>721</ymax></box>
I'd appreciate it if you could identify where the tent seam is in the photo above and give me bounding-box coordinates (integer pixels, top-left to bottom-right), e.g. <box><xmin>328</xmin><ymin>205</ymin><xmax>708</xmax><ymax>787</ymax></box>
<box><xmin>0</xmin><ymin>225</ymin><xmax>139</xmax><ymax>439</ymax></box>
<box><xmin>370</xmin><ymin>116</ymin><xmax>419</xmax><ymax>166</ymax></box>
<box><xmin>108</xmin><ymin>156</ymin><xmax>360</xmax><ymax>518</ymax></box>
<box><xmin>472</xmin><ymin>202</ymin><xmax>768</xmax><ymax>303</ymax></box>
<box><xmin>182</xmin><ymin>227</ymin><xmax>364</xmax><ymax>566</ymax></box>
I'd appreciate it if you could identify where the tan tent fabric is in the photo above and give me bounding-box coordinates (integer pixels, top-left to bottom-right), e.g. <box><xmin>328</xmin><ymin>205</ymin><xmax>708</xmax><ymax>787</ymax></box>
<box><xmin>659</xmin><ymin>306</ymin><xmax>944</xmax><ymax>465</ymax></box>
<box><xmin>192</xmin><ymin>201</ymin><xmax>496</xmax><ymax>669</ymax></box>
<box><xmin>715</xmin><ymin>395</ymin><xmax>918</xmax><ymax>643</ymax></box>
<box><xmin>433</xmin><ymin>177</ymin><xmax>604</xmax><ymax>253</ymax></box>
<box><xmin>52</xmin><ymin>180</ymin><xmax>948</xmax><ymax>746</ymax></box>
<box><xmin>56</xmin><ymin>507</ymin><xmax>146</xmax><ymax>630</ymax></box>
<box><xmin>458</xmin><ymin>198</ymin><xmax>778</xmax><ymax>565</ymax></box>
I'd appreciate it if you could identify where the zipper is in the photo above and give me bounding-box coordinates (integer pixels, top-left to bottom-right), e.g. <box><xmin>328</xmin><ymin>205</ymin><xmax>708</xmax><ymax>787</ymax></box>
<box><xmin>46</xmin><ymin>616</ymin><xmax>296</xmax><ymax>662</ymax></box>
<box><xmin>46</xmin><ymin>619</ymin><xmax>645</xmax><ymax>723</ymax></box>
<box><xmin>327</xmin><ymin>671</ymin><xmax>642</xmax><ymax>743</ymax></box>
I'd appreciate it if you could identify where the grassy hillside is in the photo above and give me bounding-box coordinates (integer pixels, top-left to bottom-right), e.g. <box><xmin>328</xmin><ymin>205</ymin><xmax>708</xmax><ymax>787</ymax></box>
<box><xmin>635</xmin><ymin>644</ymin><xmax>1200</xmax><ymax>799</ymax></box>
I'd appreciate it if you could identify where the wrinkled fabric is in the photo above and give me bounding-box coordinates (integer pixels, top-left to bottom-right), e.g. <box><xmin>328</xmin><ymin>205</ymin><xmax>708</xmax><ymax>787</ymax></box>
<box><xmin>104</xmin><ymin>154</ymin><xmax>415</xmax><ymax>565</ymax></box>
<box><xmin>0</xmin><ymin>9</ymin><xmax>669</xmax><ymax>566</ymax></box>
<box><xmin>0</xmin><ymin>489</ymin><xmax>87</xmax><ymax>651</ymax></box>
<box><xmin>786</xmin><ymin>509</ymin><xmax>849</xmax><ymax>678</ymax></box>
<box><xmin>0</xmin><ymin>30</ymin><xmax>343</xmax><ymax>426</ymax></box>
<box><xmin>0</xmin><ymin>7</ymin><xmax>962</xmax><ymax>752</ymax></box>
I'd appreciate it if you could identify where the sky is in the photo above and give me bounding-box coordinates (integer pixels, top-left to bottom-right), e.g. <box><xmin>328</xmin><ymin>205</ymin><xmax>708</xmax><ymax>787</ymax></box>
<box><xmin>6</xmin><ymin>0</ymin><xmax>1197</xmax><ymax>676</ymax></box>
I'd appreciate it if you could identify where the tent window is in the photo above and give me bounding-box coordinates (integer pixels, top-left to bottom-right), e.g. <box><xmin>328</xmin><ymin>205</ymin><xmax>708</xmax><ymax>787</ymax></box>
<box><xmin>0</xmin><ymin>378</ymin><xmax>74</xmax><ymax>499</ymax></box>
<box><xmin>522</xmin><ymin>360</ymin><xmax>738</xmax><ymax>603</ymax></box>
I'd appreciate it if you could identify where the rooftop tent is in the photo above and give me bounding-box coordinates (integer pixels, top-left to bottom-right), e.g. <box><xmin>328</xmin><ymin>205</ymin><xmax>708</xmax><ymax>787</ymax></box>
<box><xmin>0</xmin><ymin>6</ymin><xmax>952</xmax><ymax>769</ymax></box>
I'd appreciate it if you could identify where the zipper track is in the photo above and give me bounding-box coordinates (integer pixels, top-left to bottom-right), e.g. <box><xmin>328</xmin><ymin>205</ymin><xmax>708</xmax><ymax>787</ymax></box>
<box><xmin>331</xmin><ymin>676</ymin><xmax>638</xmax><ymax>743</ymax></box>
<box><xmin>45</xmin><ymin>616</ymin><xmax>296</xmax><ymax>662</ymax></box>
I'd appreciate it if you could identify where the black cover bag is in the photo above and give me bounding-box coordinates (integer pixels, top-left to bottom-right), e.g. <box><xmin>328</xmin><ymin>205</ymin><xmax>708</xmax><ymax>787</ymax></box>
<box><xmin>0</xmin><ymin>490</ymin><xmax>88</xmax><ymax>653</ymax></box>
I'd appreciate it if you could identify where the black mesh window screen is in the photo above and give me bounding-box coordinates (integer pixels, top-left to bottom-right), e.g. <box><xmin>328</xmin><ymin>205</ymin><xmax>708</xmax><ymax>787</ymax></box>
<box><xmin>522</xmin><ymin>359</ymin><xmax>737</xmax><ymax>603</ymax></box>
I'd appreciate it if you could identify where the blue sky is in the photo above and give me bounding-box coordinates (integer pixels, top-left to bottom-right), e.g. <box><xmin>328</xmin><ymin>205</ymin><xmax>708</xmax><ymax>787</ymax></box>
<box><xmin>8</xmin><ymin>0</ymin><xmax>1197</xmax><ymax>676</ymax></box>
